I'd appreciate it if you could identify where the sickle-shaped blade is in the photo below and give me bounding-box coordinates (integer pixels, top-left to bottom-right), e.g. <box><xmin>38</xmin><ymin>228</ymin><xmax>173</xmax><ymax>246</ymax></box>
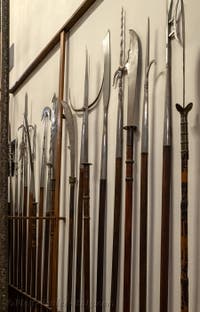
<box><xmin>62</xmin><ymin>100</ymin><xmax>76</xmax><ymax>178</ymax></box>
<box><xmin>125</xmin><ymin>30</ymin><xmax>139</xmax><ymax>127</ymax></box>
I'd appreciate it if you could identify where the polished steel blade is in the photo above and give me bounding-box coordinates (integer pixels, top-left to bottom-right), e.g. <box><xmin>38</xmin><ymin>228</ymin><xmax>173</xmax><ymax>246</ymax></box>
<box><xmin>80</xmin><ymin>50</ymin><xmax>89</xmax><ymax>164</ymax></box>
<box><xmin>125</xmin><ymin>29</ymin><xmax>139</xmax><ymax>127</ymax></box>
<box><xmin>103</xmin><ymin>31</ymin><xmax>111</xmax><ymax>111</ymax></box>
<box><xmin>62</xmin><ymin>100</ymin><xmax>76</xmax><ymax>178</ymax></box>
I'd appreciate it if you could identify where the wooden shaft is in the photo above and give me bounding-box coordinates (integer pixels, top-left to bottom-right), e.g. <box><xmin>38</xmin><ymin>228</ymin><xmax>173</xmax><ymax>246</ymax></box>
<box><xmin>96</xmin><ymin>179</ymin><xmax>107</xmax><ymax>312</ymax></box>
<box><xmin>181</xmin><ymin>155</ymin><xmax>188</xmax><ymax>312</ymax></box>
<box><xmin>13</xmin><ymin>189</ymin><xmax>19</xmax><ymax>287</ymax></box>
<box><xmin>21</xmin><ymin>186</ymin><xmax>28</xmax><ymax>292</ymax></box>
<box><xmin>26</xmin><ymin>192</ymin><xmax>34</xmax><ymax>294</ymax></box>
<box><xmin>42</xmin><ymin>212</ymin><xmax>51</xmax><ymax>305</ymax></box>
<box><xmin>160</xmin><ymin>145</ymin><xmax>171</xmax><ymax>312</ymax></box>
<box><xmin>75</xmin><ymin>167</ymin><xmax>84</xmax><ymax>312</ymax></box>
<box><xmin>18</xmin><ymin>212</ymin><xmax>23</xmax><ymax>290</ymax></box>
<box><xmin>50</xmin><ymin>31</ymin><xmax>66</xmax><ymax>312</ymax></box>
<box><xmin>37</xmin><ymin>187</ymin><xmax>45</xmax><ymax>301</ymax></box>
<box><xmin>66</xmin><ymin>181</ymin><xmax>76</xmax><ymax>312</ymax></box>
<box><xmin>31</xmin><ymin>202</ymin><xmax>37</xmax><ymax>299</ymax></box>
<box><xmin>110</xmin><ymin>157</ymin><xmax>123</xmax><ymax>312</ymax></box>
<box><xmin>123</xmin><ymin>126</ymin><xmax>134</xmax><ymax>312</ymax></box>
<box><xmin>48</xmin><ymin>178</ymin><xmax>56</xmax><ymax>307</ymax></box>
<box><xmin>83</xmin><ymin>164</ymin><xmax>91</xmax><ymax>312</ymax></box>
<box><xmin>139</xmin><ymin>152</ymin><xmax>148</xmax><ymax>312</ymax></box>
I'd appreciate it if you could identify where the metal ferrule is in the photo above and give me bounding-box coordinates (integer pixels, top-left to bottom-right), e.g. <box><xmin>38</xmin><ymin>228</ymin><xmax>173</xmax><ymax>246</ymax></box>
<box><xmin>163</xmin><ymin>66</ymin><xmax>172</xmax><ymax>146</ymax></box>
<box><xmin>80</xmin><ymin>107</ymin><xmax>88</xmax><ymax>164</ymax></box>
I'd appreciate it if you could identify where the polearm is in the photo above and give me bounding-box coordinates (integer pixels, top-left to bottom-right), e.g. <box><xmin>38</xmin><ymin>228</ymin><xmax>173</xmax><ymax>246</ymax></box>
<box><xmin>37</xmin><ymin>107</ymin><xmax>51</xmax><ymax>302</ymax></box>
<box><xmin>18</xmin><ymin>129</ymin><xmax>24</xmax><ymax>291</ymax></box>
<box><xmin>159</xmin><ymin>1</ymin><xmax>173</xmax><ymax>311</ymax></box>
<box><xmin>110</xmin><ymin>9</ymin><xmax>125</xmax><ymax>312</ymax></box>
<box><xmin>71</xmin><ymin>50</ymin><xmax>101</xmax><ymax>312</ymax></box>
<box><xmin>42</xmin><ymin>95</ymin><xmax>58</xmax><ymax>308</ymax></box>
<box><xmin>24</xmin><ymin>112</ymin><xmax>37</xmax><ymax>300</ymax></box>
<box><xmin>21</xmin><ymin>122</ymin><xmax>28</xmax><ymax>295</ymax></box>
<box><xmin>8</xmin><ymin>125</ymin><xmax>13</xmax><ymax>285</ymax></box>
<box><xmin>13</xmin><ymin>138</ymin><xmax>19</xmax><ymax>287</ymax></box>
<box><xmin>62</xmin><ymin>100</ymin><xmax>77</xmax><ymax>312</ymax></box>
<box><xmin>174</xmin><ymin>1</ymin><xmax>193</xmax><ymax>311</ymax></box>
<box><xmin>72</xmin><ymin>51</ymin><xmax>92</xmax><ymax>312</ymax></box>
<box><xmin>139</xmin><ymin>19</ymin><xmax>155</xmax><ymax>312</ymax></box>
<box><xmin>123</xmin><ymin>29</ymin><xmax>139</xmax><ymax>312</ymax></box>
<box><xmin>96</xmin><ymin>31</ymin><xmax>110</xmax><ymax>312</ymax></box>
<box><xmin>80</xmin><ymin>51</ymin><xmax>91</xmax><ymax>312</ymax></box>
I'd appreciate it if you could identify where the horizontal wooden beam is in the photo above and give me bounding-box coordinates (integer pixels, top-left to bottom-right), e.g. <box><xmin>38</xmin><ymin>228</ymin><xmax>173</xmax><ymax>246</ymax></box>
<box><xmin>9</xmin><ymin>0</ymin><xmax>97</xmax><ymax>94</ymax></box>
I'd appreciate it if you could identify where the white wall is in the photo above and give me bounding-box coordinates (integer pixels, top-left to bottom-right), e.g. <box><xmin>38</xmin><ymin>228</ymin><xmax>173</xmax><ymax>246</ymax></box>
<box><xmin>9</xmin><ymin>0</ymin><xmax>200</xmax><ymax>312</ymax></box>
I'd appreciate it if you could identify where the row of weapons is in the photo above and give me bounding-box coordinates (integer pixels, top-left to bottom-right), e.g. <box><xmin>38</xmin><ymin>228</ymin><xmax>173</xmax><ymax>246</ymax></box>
<box><xmin>8</xmin><ymin>0</ymin><xmax>192</xmax><ymax>311</ymax></box>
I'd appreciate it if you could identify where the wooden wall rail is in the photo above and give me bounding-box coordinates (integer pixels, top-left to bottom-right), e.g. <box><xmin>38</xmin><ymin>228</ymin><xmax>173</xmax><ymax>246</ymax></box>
<box><xmin>9</xmin><ymin>0</ymin><xmax>98</xmax><ymax>94</ymax></box>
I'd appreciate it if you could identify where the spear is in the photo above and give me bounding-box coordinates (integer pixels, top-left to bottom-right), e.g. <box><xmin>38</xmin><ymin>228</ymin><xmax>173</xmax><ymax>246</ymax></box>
<box><xmin>96</xmin><ymin>31</ymin><xmax>111</xmax><ymax>312</ymax></box>
<box><xmin>159</xmin><ymin>1</ymin><xmax>173</xmax><ymax>311</ymax></box>
<box><xmin>174</xmin><ymin>1</ymin><xmax>193</xmax><ymax>311</ymax></box>
<box><xmin>24</xmin><ymin>112</ymin><xmax>37</xmax><ymax>300</ymax></box>
<box><xmin>37</xmin><ymin>107</ymin><xmax>51</xmax><ymax>302</ymax></box>
<box><xmin>61</xmin><ymin>100</ymin><xmax>77</xmax><ymax>312</ymax></box>
<box><xmin>110</xmin><ymin>8</ymin><xmax>126</xmax><ymax>312</ymax></box>
<box><xmin>42</xmin><ymin>95</ymin><xmax>58</xmax><ymax>307</ymax></box>
<box><xmin>123</xmin><ymin>29</ymin><xmax>139</xmax><ymax>312</ymax></box>
<box><xmin>139</xmin><ymin>19</ymin><xmax>155</xmax><ymax>312</ymax></box>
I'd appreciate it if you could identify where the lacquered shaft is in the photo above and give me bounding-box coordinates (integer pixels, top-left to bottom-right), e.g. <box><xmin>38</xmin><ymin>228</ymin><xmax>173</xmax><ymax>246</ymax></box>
<box><xmin>21</xmin><ymin>186</ymin><xmax>28</xmax><ymax>292</ymax></box>
<box><xmin>110</xmin><ymin>157</ymin><xmax>123</xmax><ymax>312</ymax></box>
<box><xmin>160</xmin><ymin>145</ymin><xmax>171</xmax><ymax>312</ymax></box>
<box><xmin>37</xmin><ymin>187</ymin><xmax>44</xmax><ymax>301</ymax></box>
<box><xmin>75</xmin><ymin>167</ymin><xmax>84</xmax><ymax>312</ymax></box>
<box><xmin>83</xmin><ymin>164</ymin><xmax>91</xmax><ymax>312</ymax></box>
<box><xmin>67</xmin><ymin>180</ymin><xmax>76</xmax><ymax>312</ymax></box>
<box><xmin>123</xmin><ymin>126</ymin><xmax>135</xmax><ymax>312</ymax></box>
<box><xmin>139</xmin><ymin>153</ymin><xmax>148</xmax><ymax>312</ymax></box>
<box><xmin>96</xmin><ymin>179</ymin><xmax>106</xmax><ymax>312</ymax></box>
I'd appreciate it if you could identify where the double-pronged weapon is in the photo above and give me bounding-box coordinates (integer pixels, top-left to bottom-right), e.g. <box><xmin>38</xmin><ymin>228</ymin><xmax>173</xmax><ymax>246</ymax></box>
<box><xmin>174</xmin><ymin>1</ymin><xmax>193</xmax><ymax>311</ymax></box>
<box><xmin>139</xmin><ymin>19</ymin><xmax>155</xmax><ymax>312</ymax></box>
<box><xmin>110</xmin><ymin>9</ymin><xmax>125</xmax><ymax>312</ymax></box>
<box><xmin>42</xmin><ymin>95</ymin><xmax>58</xmax><ymax>307</ymax></box>
<box><xmin>74</xmin><ymin>51</ymin><xmax>91</xmax><ymax>312</ymax></box>
<box><xmin>96</xmin><ymin>31</ymin><xmax>111</xmax><ymax>312</ymax></box>
<box><xmin>61</xmin><ymin>100</ymin><xmax>77</xmax><ymax>312</ymax></box>
<box><xmin>70</xmin><ymin>49</ymin><xmax>102</xmax><ymax>312</ymax></box>
<box><xmin>123</xmin><ymin>29</ymin><xmax>139</xmax><ymax>312</ymax></box>
<box><xmin>37</xmin><ymin>107</ymin><xmax>51</xmax><ymax>302</ymax></box>
<box><xmin>24</xmin><ymin>111</ymin><xmax>37</xmax><ymax>300</ymax></box>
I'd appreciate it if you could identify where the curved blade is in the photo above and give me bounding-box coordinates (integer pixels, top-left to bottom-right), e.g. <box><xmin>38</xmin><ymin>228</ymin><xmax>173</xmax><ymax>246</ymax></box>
<box><xmin>125</xmin><ymin>29</ymin><xmax>139</xmax><ymax>127</ymax></box>
<box><xmin>62</xmin><ymin>100</ymin><xmax>76</xmax><ymax>178</ymax></box>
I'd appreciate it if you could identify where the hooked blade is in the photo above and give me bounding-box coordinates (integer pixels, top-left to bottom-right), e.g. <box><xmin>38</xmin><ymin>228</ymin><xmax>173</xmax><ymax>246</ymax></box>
<box><xmin>62</xmin><ymin>100</ymin><xmax>76</xmax><ymax>178</ymax></box>
<box><xmin>125</xmin><ymin>29</ymin><xmax>139</xmax><ymax>127</ymax></box>
<box><xmin>103</xmin><ymin>31</ymin><xmax>111</xmax><ymax>111</ymax></box>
